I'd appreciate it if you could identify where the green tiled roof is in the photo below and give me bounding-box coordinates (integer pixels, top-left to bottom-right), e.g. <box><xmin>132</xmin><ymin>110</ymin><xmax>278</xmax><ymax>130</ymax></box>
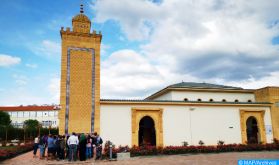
<box><xmin>169</xmin><ymin>82</ymin><xmax>243</xmax><ymax>90</ymax></box>
<box><xmin>145</xmin><ymin>82</ymin><xmax>247</xmax><ymax>100</ymax></box>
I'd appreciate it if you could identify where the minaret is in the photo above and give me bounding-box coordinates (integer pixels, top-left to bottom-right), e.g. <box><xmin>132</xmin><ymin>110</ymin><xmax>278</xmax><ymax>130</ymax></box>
<box><xmin>58</xmin><ymin>4</ymin><xmax>102</xmax><ymax>135</ymax></box>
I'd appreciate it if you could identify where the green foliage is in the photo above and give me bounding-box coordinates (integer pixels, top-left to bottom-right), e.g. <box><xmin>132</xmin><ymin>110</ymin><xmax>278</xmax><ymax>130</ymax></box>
<box><xmin>182</xmin><ymin>141</ymin><xmax>189</xmax><ymax>146</ymax></box>
<box><xmin>0</xmin><ymin>111</ymin><xmax>11</xmax><ymax>126</ymax></box>
<box><xmin>217</xmin><ymin>140</ymin><xmax>225</xmax><ymax>145</ymax></box>
<box><xmin>103</xmin><ymin>142</ymin><xmax>279</xmax><ymax>158</ymax></box>
<box><xmin>24</xmin><ymin>119</ymin><xmax>39</xmax><ymax>130</ymax></box>
<box><xmin>0</xmin><ymin>127</ymin><xmax>58</xmax><ymax>142</ymax></box>
<box><xmin>198</xmin><ymin>140</ymin><xmax>204</xmax><ymax>146</ymax></box>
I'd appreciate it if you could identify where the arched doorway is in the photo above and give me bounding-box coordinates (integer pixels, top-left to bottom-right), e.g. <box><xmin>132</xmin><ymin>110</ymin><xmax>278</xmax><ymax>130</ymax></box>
<box><xmin>138</xmin><ymin>116</ymin><xmax>156</xmax><ymax>146</ymax></box>
<box><xmin>246</xmin><ymin>116</ymin><xmax>260</xmax><ymax>144</ymax></box>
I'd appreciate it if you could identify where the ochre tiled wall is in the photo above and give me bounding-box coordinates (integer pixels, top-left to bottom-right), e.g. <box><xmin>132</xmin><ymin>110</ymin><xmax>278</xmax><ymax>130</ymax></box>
<box><xmin>59</xmin><ymin>23</ymin><xmax>101</xmax><ymax>135</ymax></box>
<box><xmin>255</xmin><ymin>87</ymin><xmax>279</xmax><ymax>140</ymax></box>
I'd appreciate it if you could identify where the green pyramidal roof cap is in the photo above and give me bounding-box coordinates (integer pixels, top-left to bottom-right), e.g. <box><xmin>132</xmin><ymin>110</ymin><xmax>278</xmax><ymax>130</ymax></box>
<box><xmin>168</xmin><ymin>82</ymin><xmax>243</xmax><ymax>90</ymax></box>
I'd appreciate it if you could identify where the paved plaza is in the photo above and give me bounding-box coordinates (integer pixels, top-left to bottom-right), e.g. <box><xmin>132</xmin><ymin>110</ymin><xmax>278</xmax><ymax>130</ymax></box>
<box><xmin>2</xmin><ymin>151</ymin><xmax>279</xmax><ymax>165</ymax></box>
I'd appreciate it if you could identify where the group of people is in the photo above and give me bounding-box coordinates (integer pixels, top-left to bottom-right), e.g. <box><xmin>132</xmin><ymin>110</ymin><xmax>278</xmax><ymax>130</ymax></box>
<box><xmin>33</xmin><ymin>132</ymin><xmax>103</xmax><ymax>161</ymax></box>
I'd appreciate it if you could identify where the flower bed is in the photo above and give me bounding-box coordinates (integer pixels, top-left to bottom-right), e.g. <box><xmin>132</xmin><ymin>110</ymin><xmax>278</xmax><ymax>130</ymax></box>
<box><xmin>103</xmin><ymin>140</ymin><xmax>279</xmax><ymax>158</ymax></box>
<box><xmin>161</xmin><ymin>143</ymin><xmax>279</xmax><ymax>155</ymax></box>
<box><xmin>0</xmin><ymin>144</ymin><xmax>33</xmax><ymax>162</ymax></box>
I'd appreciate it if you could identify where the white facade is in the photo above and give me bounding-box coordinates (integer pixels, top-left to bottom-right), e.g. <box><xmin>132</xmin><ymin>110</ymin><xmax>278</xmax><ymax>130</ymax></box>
<box><xmin>100</xmin><ymin>105</ymin><xmax>132</xmax><ymax>145</ymax></box>
<box><xmin>100</xmin><ymin>103</ymin><xmax>273</xmax><ymax>146</ymax></box>
<box><xmin>8</xmin><ymin>110</ymin><xmax>59</xmax><ymax>128</ymax></box>
<box><xmin>154</xmin><ymin>91</ymin><xmax>255</xmax><ymax>102</ymax></box>
<box><xmin>0</xmin><ymin>106</ymin><xmax>60</xmax><ymax>128</ymax></box>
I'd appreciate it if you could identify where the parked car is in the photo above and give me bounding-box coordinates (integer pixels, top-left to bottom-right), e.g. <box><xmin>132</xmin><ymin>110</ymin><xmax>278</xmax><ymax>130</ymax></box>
<box><xmin>11</xmin><ymin>139</ymin><xmax>19</xmax><ymax>143</ymax></box>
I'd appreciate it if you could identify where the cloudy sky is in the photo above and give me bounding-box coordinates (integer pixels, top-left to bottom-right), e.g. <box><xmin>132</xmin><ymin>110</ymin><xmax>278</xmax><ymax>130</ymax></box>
<box><xmin>0</xmin><ymin>0</ymin><xmax>279</xmax><ymax>106</ymax></box>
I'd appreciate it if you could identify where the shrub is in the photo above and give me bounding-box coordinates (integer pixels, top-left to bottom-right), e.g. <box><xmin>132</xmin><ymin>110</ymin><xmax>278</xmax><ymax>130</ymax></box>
<box><xmin>130</xmin><ymin>145</ymin><xmax>158</xmax><ymax>156</ymax></box>
<box><xmin>182</xmin><ymin>141</ymin><xmax>188</xmax><ymax>146</ymax></box>
<box><xmin>198</xmin><ymin>140</ymin><xmax>204</xmax><ymax>146</ymax></box>
<box><xmin>217</xmin><ymin>140</ymin><xmax>225</xmax><ymax>146</ymax></box>
<box><xmin>102</xmin><ymin>141</ymin><xmax>279</xmax><ymax>159</ymax></box>
<box><xmin>0</xmin><ymin>144</ymin><xmax>33</xmax><ymax>161</ymax></box>
<box><xmin>273</xmin><ymin>138</ymin><xmax>279</xmax><ymax>144</ymax></box>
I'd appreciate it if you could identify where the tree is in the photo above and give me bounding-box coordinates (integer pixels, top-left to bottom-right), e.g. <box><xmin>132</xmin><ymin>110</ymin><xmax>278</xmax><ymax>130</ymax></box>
<box><xmin>0</xmin><ymin>111</ymin><xmax>11</xmax><ymax>143</ymax></box>
<box><xmin>24</xmin><ymin>119</ymin><xmax>40</xmax><ymax>140</ymax></box>
<box><xmin>0</xmin><ymin>111</ymin><xmax>11</xmax><ymax>126</ymax></box>
<box><xmin>24</xmin><ymin>119</ymin><xmax>39</xmax><ymax>129</ymax></box>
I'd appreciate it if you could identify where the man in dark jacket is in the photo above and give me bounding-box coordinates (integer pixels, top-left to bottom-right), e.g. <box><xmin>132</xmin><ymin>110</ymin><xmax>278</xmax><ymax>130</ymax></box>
<box><xmin>94</xmin><ymin>132</ymin><xmax>103</xmax><ymax>160</ymax></box>
<box><xmin>58</xmin><ymin>135</ymin><xmax>66</xmax><ymax>160</ymax></box>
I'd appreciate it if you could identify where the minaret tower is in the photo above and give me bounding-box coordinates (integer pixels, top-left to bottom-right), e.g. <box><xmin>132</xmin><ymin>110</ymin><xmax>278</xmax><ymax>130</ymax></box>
<box><xmin>58</xmin><ymin>4</ymin><xmax>102</xmax><ymax>134</ymax></box>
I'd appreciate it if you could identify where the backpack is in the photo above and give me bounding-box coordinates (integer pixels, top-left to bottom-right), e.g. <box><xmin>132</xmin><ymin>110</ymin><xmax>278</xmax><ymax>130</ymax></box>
<box><xmin>39</xmin><ymin>137</ymin><xmax>46</xmax><ymax>148</ymax></box>
<box><xmin>60</xmin><ymin>139</ymin><xmax>65</xmax><ymax>149</ymax></box>
<box><xmin>97</xmin><ymin>137</ymin><xmax>103</xmax><ymax>145</ymax></box>
<box><xmin>39</xmin><ymin>137</ymin><xmax>44</xmax><ymax>145</ymax></box>
<box><xmin>55</xmin><ymin>139</ymin><xmax>60</xmax><ymax>147</ymax></box>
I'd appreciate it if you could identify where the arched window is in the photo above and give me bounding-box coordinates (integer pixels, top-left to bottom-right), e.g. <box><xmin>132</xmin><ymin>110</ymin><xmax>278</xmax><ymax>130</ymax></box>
<box><xmin>222</xmin><ymin>99</ymin><xmax>226</xmax><ymax>102</ymax></box>
<box><xmin>235</xmin><ymin>99</ymin><xmax>239</xmax><ymax>102</ymax></box>
<box><xmin>184</xmin><ymin>98</ymin><xmax>188</xmax><ymax>101</ymax></box>
<box><xmin>197</xmin><ymin>98</ymin><xmax>202</xmax><ymax>102</ymax></box>
<box><xmin>209</xmin><ymin>99</ymin><xmax>214</xmax><ymax>102</ymax></box>
<box><xmin>248</xmin><ymin>100</ymin><xmax>252</xmax><ymax>102</ymax></box>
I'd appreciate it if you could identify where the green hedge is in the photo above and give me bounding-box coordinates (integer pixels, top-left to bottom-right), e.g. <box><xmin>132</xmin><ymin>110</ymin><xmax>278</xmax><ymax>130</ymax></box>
<box><xmin>0</xmin><ymin>126</ymin><xmax>58</xmax><ymax>142</ymax></box>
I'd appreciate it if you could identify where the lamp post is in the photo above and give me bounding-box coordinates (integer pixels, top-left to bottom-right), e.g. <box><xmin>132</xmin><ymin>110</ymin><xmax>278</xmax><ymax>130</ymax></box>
<box><xmin>23</xmin><ymin>124</ymin><xmax>26</xmax><ymax>144</ymax></box>
<box><xmin>48</xmin><ymin>121</ymin><xmax>52</xmax><ymax>135</ymax></box>
<box><xmin>5</xmin><ymin>125</ymin><xmax>8</xmax><ymax>144</ymax></box>
<box><xmin>38</xmin><ymin>123</ymin><xmax>42</xmax><ymax>136</ymax></box>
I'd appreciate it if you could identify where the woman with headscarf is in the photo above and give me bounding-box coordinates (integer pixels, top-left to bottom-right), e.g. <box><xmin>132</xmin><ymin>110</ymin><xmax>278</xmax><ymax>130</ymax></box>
<box><xmin>79</xmin><ymin>133</ymin><xmax>87</xmax><ymax>161</ymax></box>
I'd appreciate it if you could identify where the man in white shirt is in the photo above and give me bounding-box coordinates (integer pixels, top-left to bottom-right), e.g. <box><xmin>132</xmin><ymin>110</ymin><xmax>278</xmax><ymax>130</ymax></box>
<box><xmin>33</xmin><ymin>135</ymin><xmax>39</xmax><ymax>158</ymax></box>
<box><xmin>67</xmin><ymin>132</ymin><xmax>79</xmax><ymax>161</ymax></box>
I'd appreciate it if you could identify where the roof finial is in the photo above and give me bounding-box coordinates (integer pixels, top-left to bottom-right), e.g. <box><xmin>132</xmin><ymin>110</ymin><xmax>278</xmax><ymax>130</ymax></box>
<box><xmin>80</xmin><ymin>3</ymin><xmax>84</xmax><ymax>13</ymax></box>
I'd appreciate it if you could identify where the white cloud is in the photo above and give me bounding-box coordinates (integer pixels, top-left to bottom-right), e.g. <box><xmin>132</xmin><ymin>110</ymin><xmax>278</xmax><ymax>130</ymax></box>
<box><xmin>25</xmin><ymin>63</ymin><xmax>38</xmax><ymax>68</ymax></box>
<box><xmin>92</xmin><ymin>0</ymin><xmax>162</xmax><ymax>41</ymax></box>
<box><xmin>100</xmin><ymin>43</ymin><xmax>111</xmax><ymax>57</ymax></box>
<box><xmin>227</xmin><ymin>71</ymin><xmax>279</xmax><ymax>89</ymax></box>
<box><xmin>101</xmin><ymin>49</ymin><xmax>199</xmax><ymax>98</ymax></box>
<box><xmin>0</xmin><ymin>54</ymin><xmax>21</xmax><ymax>67</ymax></box>
<box><xmin>30</xmin><ymin>40</ymin><xmax>60</xmax><ymax>58</ymax></box>
<box><xmin>48</xmin><ymin>77</ymin><xmax>60</xmax><ymax>103</ymax></box>
<box><xmin>0</xmin><ymin>89</ymin><xmax>49</xmax><ymax>106</ymax></box>
<box><xmin>0</xmin><ymin>76</ymin><xmax>60</xmax><ymax>106</ymax></box>
<box><xmin>101</xmin><ymin>49</ymin><xmax>160</xmax><ymax>98</ymax></box>
<box><xmin>12</xmin><ymin>74</ymin><xmax>28</xmax><ymax>86</ymax></box>
<box><xmin>93</xmin><ymin>0</ymin><xmax>279</xmax><ymax>98</ymax></box>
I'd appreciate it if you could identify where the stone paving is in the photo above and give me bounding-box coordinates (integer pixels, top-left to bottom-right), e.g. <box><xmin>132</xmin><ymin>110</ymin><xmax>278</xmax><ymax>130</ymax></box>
<box><xmin>2</xmin><ymin>151</ymin><xmax>279</xmax><ymax>165</ymax></box>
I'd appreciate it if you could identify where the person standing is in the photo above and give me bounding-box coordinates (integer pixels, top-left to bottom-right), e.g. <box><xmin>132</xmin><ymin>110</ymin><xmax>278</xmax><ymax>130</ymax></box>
<box><xmin>91</xmin><ymin>133</ymin><xmax>96</xmax><ymax>158</ymax></box>
<box><xmin>94</xmin><ymin>132</ymin><xmax>103</xmax><ymax>160</ymax></box>
<box><xmin>67</xmin><ymin>132</ymin><xmax>79</xmax><ymax>161</ymax></box>
<box><xmin>79</xmin><ymin>133</ymin><xmax>87</xmax><ymax>161</ymax></box>
<box><xmin>65</xmin><ymin>135</ymin><xmax>70</xmax><ymax>159</ymax></box>
<box><xmin>38</xmin><ymin>135</ymin><xmax>46</xmax><ymax>159</ymax></box>
<box><xmin>47</xmin><ymin>134</ymin><xmax>55</xmax><ymax>160</ymax></box>
<box><xmin>59</xmin><ymin>135</ymin><xmax>66</xmax><ymax>160</ymax></box>
<box><xmin>42</xmin><ymin>133</ymin><xmax>48</xmax><ymax>157</ymax></box>
<box><xmin>53</xmin><ymin>135</ymin><xmax>58</xmax><ymax>158</ymax></box>
<box><xmin>33</xmin><ymin>135</ymin><xmax>39</xmax><ymax>158</ymax></box>
<box><xmin>86</xmin><ymin>135</ymin><xmax>92</xmax><ymax>159</ymax></box>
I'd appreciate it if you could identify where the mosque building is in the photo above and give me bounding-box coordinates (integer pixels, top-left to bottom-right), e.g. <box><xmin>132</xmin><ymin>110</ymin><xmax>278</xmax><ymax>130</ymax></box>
<box><xmin>58</xmin><ymin>5</ymin><xmax>279</xmax><ymax>147</ymax></box>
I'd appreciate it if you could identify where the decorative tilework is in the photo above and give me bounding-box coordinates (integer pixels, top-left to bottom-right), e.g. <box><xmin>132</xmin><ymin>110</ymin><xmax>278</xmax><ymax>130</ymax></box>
<box><xmin>65</xmin><ymin>47</ymin><xmax>95</xmax><ymax>134</ymax></box>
